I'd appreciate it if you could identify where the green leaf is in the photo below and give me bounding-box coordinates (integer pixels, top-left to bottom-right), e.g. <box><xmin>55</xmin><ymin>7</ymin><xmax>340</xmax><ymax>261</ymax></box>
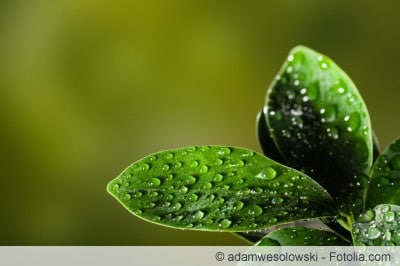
<box><xmin>256</xmin><ymin>109</ymin><xmax>286</xmax><ymax>164</ymax></box>
<box><xmin>256</xmin><ymin>226</ymin><xmax>349</xmax><ymax>246</ymax></box>
<box><xmin>365</xmin><ymin>138</ymin><xmax>400</xmax><ymax>210</ymax></box>
<box><xmin>353</xmin><ymin>204</ymin><xmax>400</xmax><ymax>245</ymax></box>
<box><xmin>107</xmin><ymin>146</ymin><xmax>334</xmax><ymax>231</ymax></box>
<box><xmin>264</xmin><ymin>45</ymin><xmax>373</xmax><ymax>211</ymax></box>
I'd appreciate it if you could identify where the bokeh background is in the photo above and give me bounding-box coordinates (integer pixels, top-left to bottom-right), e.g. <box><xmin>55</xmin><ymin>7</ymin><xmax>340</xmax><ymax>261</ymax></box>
<box><xmin>1</xmin><ymin>1</ymin><xmax>400</xmax><ymax>245</ymax></box>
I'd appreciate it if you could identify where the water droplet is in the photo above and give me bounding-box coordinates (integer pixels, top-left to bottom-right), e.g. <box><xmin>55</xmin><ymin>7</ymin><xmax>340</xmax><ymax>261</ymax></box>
<box><xmin>165</xmin><ymin>194</ymin><xmax>174</xmax><ymax>201</ymax></box>
<box><xmin>217</xmin><ymin>147</ymin><xmax>231</xmax><ymax>156</ymax></box>
<box><xmin>318</xmin><ymin>55</ymin><xmax>329</xmax><ymax>70</ymax></box>
<box><xmin>199</xmin><ymin>165</ymin><xmax>209</xmax><ymax>174</ymax></box>
<box><xmin>172</xmin><ymin>202</ymin><xmax>182</xmax><ymax>210</ymax></box>
<box><xmin>248</xmin><ymin>205</ymin><xmax>263</xmax><ymax>216</ymax></box>
<box><xmin>149</xmin><ymin>177</ymin><xmax>161</xmax><ymax>187</ymax></box>
<box><xmin>141</xmin><ymin>163</ymin><xmax>150</xmax><ymax>171</ymax></box>
<box><xmin>218</xmin><ymin>219</ymin><xmax>232</xmax><ymax>229</ymax></box>
<box><xmin>188</xmin><ymin>193</ymin><xmax>198</xmax><ymax>202</ymax></box>
<box><xmin>148</xmin><ymin>155</ymin><xmax>157</xmax><ymax>162</ymax></box>
<box><xmin>367</xmin><ymin>227</ymin><xmax>381</xmax><ymax>239</ymax></box>
<box><xmin>173</xmin><ymin>161</ymin><xmax>183</xmax><ymax>169</ymax></box>
<box><xmin>164</xmin><ymin>152</ymin><xmax>174</xmax><ymax>160</ymax></box>
<box><xmin>390</xmin><ymin>155</ymin><xmax>400</xmax><ymax>170</ymax></box>
<box><xmin>202</xmin><ymin>182</ymin><xmax>213</xmax><ymax>189</ymax></box>
<box><xmin>234</xmin><ymin>201</ymin><xmax>244</xmax><ymax>211</ymax></box>
<box><xmin>256</xmin><ymin>167</ymin><xmax>277</xmax><ymax>180</ymax></box>
<box><xmin>213</xmin><ymin>174</ymin><xmax>223</xmax><ymax>182</ymax></box>
<box><xmin>124</xmin><ymin>193</ymin><xmax>131</xmax><ymax>200</ymax></box>
<box><xmin>284</xmin><ymin>191</ymin><xmax>292</xmax><ymax>196</ymax></box>
<box><xmin>149</xmin><ymin>191</ymin><xmax>158</xmax><ymax>198</ymax></box>
<box><xmin>112</xmin><ymin>183</ymin><xmax>120</xmax><ymax>191</ymax></box>
<box><xmin>384</xmin><ymin>211</ymin><xmax>395</xmax><ymax>222</ymax></box>
<box><xmin>358</xmin><ymin>209</ymin><xmax>375</xmax><ymax>223</ymax></box>
<box><xmin>215</xmin><ymin>159</ymin><xmax>223</xmax><ymax>166</ymax></box>
<box><xmin>162</xmin><ymin>164</ymin><xmax>170</xmax><ymax>171</ymax></box>
<box><xmin>331</xmin><ymin>80</ymin><xmax>347</xmax><ymax>95</ymax></box>
<box><xmin>133</xmin><ymin>191</ymin><xmax>143</xmax><ymax>198</ymax></box>
<box><xmin>193</xmin><ymin>210</ymin><xmax>205</xmax><ymax>220</ymax></box>
<box><xmin>383</xmin><ymin>230</ymin><xmax>392</xmax><ymax>241</ymax></box>
<box><xmin>272</xmin><ymin>197</ymin><xmax>284</xmax><ymax>205</ymax></box>
<box><xmin>190</xmin><ymin>160</ymin><xmax>199</xmax><ymax>168</ymax></box>
<box><xmin>179</xmin><ymin>186</ymin><xmax>189</xmax><ymax>194</ymax></box>
<box><xmin>186</xmin><ymin>175</ymin><xmax>197</xmax><ymax>185</ymax></box>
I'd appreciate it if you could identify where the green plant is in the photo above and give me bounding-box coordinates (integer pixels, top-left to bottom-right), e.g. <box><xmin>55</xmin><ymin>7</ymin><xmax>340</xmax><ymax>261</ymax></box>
<box><xmin>107</xmin><ymin>45</ymin><xmax>400</xmax><ymax>246</ymax></box>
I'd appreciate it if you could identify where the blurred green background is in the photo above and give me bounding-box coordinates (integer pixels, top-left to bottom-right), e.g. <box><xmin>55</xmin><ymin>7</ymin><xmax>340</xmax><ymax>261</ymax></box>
<box><xmin>1</xmin><ymin>0</ymin><xmax>400</xmax><ymax>245</ymax></box>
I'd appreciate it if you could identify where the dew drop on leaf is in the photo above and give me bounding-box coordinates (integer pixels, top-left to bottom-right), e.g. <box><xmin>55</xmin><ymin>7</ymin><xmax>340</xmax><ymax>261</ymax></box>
<box><xmin>367</xmin><ymin>227</ymin><xmax>381</xmax><ymax>240</ymax></box>
<box><xmin>149</xmin><ymin>177</ymin><xmax>161</xmax><ymax>187</ymax></box>
<box><xmin>193</xmin><ymin>210</ymin><xmax>205</xmax><ymax>220</ymax></box>
<box><xmin>256</xmin><ymin>167</ymin><xmax>277</xmax><ymax>180</ymax></box>
<box><xmin>272</xmin><ymin>197</ymin><xmax>284</xmax><ymax>205</ymax></box>
<box><xmin>202</xmin><ymin>182</ymin><xmax>213</xmax><ymax>189</ymax></box>
<box><xmin>218</xmin><ymin>219</ymin><xmax>232</xmax><ymax>229</ymax></box>
<box><xmin>188</xmin><ymin>193</ymin><xmax>198</xmax><ymax>202</ymax></box>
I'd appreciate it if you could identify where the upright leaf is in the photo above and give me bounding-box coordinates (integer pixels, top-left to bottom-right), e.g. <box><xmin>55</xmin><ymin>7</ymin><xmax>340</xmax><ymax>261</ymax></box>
<box><xmin>365</xmin><ymin>138</ymin><xmax>400</xmax><ymax>210</ymax></box>
<box><xmin>265</xmin><ymin>46</ymin><xmax>373</xmax><ymax>212</ymax></box>
<box><xmin>107</xmin><ymin>146</ymin><xmax>334</xmax><ymax>232</ymax></box>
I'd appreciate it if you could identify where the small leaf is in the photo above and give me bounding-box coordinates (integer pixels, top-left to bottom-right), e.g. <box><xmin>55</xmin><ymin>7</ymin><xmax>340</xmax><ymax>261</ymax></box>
<box><xmin>107</xmin><ymin>146</ymin><xmax>334</xmax><ymax>231</ymax></box>
<box><xmin>256</xmin><ymin>226</ymin><xmax>349</xmax><ymax>246</ymax></box>
<box><xmin>265</xmin><ymin>45</ymin><xmax>373</xmax><ymax>211</ymax></box>
<box><xmin>365</xmin><ymin>138</ymin><xmax>400</xmax><ymax>209</ymax></box>
<box><xmin>353</xmin><ymin>204</ymin><xmax>400</xmax><ymax>245</ymax></box>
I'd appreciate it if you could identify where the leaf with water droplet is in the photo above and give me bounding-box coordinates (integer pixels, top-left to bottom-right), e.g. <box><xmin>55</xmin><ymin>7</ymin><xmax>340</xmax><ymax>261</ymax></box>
<box><xmin>107</xmin><ymin>146</ymin><xmax>334</xmax><ymax>231</ymax></box>
<box><xmin>264</xmin><ymin>45</ymin><xmax>373</xmax><ymax>215</ymax></box>
<box><xmin>365</xmin><ymin>138</ymin><xmax>400</xmax><ymax>209</ymax></box>
<box><xmin>256</xmin><ymin>227</ymin><xmax>348</xmax><ymax>246</ymax></box>
<box><xmin>352</xmin><ymin>204</ymin><xmax>400</xmax><ymax>245</ymax></box>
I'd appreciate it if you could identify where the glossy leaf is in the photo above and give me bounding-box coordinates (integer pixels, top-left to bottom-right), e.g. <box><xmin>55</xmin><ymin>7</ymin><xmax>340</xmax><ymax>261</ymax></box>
<box><xmin>107</xmin><ymin>146</ymin><xmax>334</xmax><ymax>232</ymax></box>
<box><xmin>365</xmin><ymin>138</ymin><xmax>400</xmax><ymax>210</ymax></box>
<box><xmin>264</xmin><ymin>46</ymin><xmax>373</xmax><ymax>208</ymax></box>
<box><xmin>353</xmin><ymin>204</ymin><xmax>400</xmax><ymax>245</ymax></box>
<box><xmin>256</xmin><ymin>226</ymin><xmax>349</xmax><ymax>246</ymax></box>
<box><xmin>256</xmin><ymin>109</ymin><xmax>286</xmax><ymax>164</ymax></box>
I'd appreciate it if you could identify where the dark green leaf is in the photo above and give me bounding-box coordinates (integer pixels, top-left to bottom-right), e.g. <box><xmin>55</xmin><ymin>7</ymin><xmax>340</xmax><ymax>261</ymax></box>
<box><xmin>265</xmin><ymin>45</ymin><xmax>372</xmax><ymax>211</ymax></box>
<box><xmin>107</xmin><ymin>146</ymin><xmax>334</xmax><ymax>231</ymax></box>
<box><xmin>365</xmin><ymin>138</ymin><xmax>400</xmax><ymax>209</ymax></box>
<box><xmin>256</xmin><ymin>226</ymin><xmax>349</xmax><ymax>246</ymax></box>
<box><xmin>353</xmin><ymin>204</ymin><xmax>400</xmax><ymax>245</ymax></box>
<box><xmin>256</xmin><ymin>109</ymin><xmax>286</xmax><ymax>164</ymax></box>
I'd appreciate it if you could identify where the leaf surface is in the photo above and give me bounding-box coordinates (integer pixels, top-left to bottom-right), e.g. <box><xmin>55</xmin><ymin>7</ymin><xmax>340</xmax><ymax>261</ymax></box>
<box><xmin>265</xmin><ymin>46</ymin><xmax>373</xmax><ymax>214</ymax></box>
<box><xmin>107</xmin><ymin>146</ymin><xmax>334</xmax><ymax>231</ymax></box>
